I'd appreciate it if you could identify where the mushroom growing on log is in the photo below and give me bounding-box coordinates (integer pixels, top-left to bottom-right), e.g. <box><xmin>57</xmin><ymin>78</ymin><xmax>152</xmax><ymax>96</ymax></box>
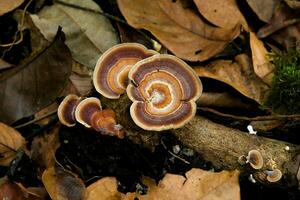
<box><xmin>93</xmin><ymin>43</ymin><xmax>157</xmax><ymax>99</ymax></box>
<box><xmin>57</xmin><ymin>94</ymin><xmax>81</xmax><ymax>127</ymax></box>
<box><xmin>127</xmin><ymin>54</ymin><xmax>202</xmax><ymax>131</ymax></box>
<box><xmin>99</xmin><ymin>94</ymin><xmax>300</xmax><ymax>188</ymax></box>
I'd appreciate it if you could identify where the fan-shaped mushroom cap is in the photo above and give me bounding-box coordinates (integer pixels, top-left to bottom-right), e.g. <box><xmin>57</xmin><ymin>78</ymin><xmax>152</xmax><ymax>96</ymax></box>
<box><xmin>126</xmin><ymin>54</ymin><xmax>202</xmax><ymax>131</ymax></box>
<box><xmin>75</xmin><ymin>97</ymin><xmax>102</xmax><ymax>128</ymax></box>
<box><xmin>266</xmin><ymin>169</ymin><xmax>282</xmax><ymax>182</ymax></box>
<box><xmin>246</xmin><ymin>150</ymin><xmax>264</xmax><ymax>169</ymax></box>
<box><xmin>93</xmin><ymin>43</ymin><xmax>157</xmax><ymax>99</ymax></box>
<box><xmin>57</xmin><ymin>94</ymin><xmax>81</xmax><ymax>127</ymax></box>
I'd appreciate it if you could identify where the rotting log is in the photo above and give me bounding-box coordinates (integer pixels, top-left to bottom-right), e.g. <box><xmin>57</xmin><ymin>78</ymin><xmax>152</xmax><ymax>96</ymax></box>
<box><xmin>100</xmin><ymin>94</ymin><xmax>300</xmax><ymax>188</ymax></box>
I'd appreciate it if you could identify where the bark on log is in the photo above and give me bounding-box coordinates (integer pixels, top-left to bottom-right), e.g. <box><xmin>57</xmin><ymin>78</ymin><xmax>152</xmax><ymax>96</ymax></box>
<box><xmin>100</xmin><ymin>94</ymin><xmax>300</xmax><ymax>188</ymax></box>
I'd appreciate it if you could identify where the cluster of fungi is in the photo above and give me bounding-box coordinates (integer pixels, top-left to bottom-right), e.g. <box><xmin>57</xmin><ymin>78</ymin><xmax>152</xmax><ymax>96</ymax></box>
<box><xmin>238</xmin><ymin>150</ymin><xmax>282</xmax><ymax>183</ymax></box>
<box><xmin>58</xmin><ymin>43</ymin><xmax>202</xmax><ymax>135</ymax></box>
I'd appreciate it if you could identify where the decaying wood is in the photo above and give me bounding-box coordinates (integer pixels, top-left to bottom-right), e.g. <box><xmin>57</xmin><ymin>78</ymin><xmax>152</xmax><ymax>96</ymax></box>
<box><xmin>100</xmin><ymin>94</ymin><xmax>300</xmax><ymax>188</ymax></box>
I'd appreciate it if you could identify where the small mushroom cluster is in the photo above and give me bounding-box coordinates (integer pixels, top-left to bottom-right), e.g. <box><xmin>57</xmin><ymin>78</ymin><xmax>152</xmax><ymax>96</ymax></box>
<box><xmin>238</xmin><ymin>149</ymin><xmax>282</xmax><ymax>183</ymax></box>
<box><xmin>93</xmin><ymin>43</ymin><xmax>202</xmax><ymax>131</ymax></box>
<box><xmin>58</xmin><ymin>94</ymin><xmax>124</xmax><ymax>138</ymax></box>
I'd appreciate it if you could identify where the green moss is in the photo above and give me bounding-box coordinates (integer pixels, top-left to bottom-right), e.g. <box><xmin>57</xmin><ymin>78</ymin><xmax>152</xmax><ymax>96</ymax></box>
<box><xmin>265</xmin><ymin>50</ymin><xmax>300</xmax><ymax>114</ymax></box>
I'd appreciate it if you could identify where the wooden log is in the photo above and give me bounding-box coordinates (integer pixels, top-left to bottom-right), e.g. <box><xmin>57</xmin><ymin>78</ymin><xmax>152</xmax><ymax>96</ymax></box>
<box><xmin>100</xmin><ymin>94</ymin><xmax>300</xmax><ymax>188</ymax></box>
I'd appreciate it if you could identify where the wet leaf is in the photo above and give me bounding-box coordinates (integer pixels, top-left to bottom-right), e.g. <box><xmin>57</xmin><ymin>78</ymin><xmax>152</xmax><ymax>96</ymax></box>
<box><xmin>0</xmin><ymin>123</ymin><xmax>25</xmax><ymax>166</ymax></box>
<box><xmin>246</xmin><ymin>0</ymin><xmax>279</xmax><ymax>23</ymax></box>
<box><xmin>117</xmin><ymin>0</ymin><xmax>240</xmax><ymax>61</ymax></box>
<box><xmin>86</xmin><ymin>169</ymin><xmax>240</xmax><ymax>200</ymax></box>
<box><xmin>31</xmin><ymin>125</ymin><xmax>60</xmax><ymax>171</ymax></box>
<box><xmin>249</xmin><ymin>32</ymin><xmax>274</xmax><ymax>85</ymax></box>
<box><xmin>0</xmin><ymin>0</ymin><xmax>24</xmax><ymax>16</ymax></box>
<box><xmin>257</xmin><ymin>4</ymin><xmax>300</xmax><ymax>38</ymax></box>
<box><xmin>31</xmin><ymin>0</ymin><xmax>119</xmax><ymax>69</ymax></box>
<box><xmin>42</xmin><ymin>165</ymin><xmax>86</xmax><ymax>200</ymax></box>
<box><xmin>194</xmin><ymin>54</ymin><xmax>269</xmax><ymax>104</ymax></box>
<box><xmin>193</xmin><ymin>0</ymin><xmax>248</xmax><ymax>30</ymax></box>
<box><xmin>0</xmin><ymin>28</ymin><xmax>72</xmax><ymax>124</ymax></box>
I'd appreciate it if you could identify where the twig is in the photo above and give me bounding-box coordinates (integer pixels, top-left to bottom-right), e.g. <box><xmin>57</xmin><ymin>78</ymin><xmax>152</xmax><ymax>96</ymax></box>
<box><xmin>54</xmin><ymin>0</ymin><xmax>160</xmax><ymax>48</ymax></box>
<box><xmin>160</xmin><ymin>138</ymin><xmax>190</xmax><ymax>165</ymax></box>
<box><xmin>0</xmin><ymin>0</ymin><xmax>33</xmax><ymax>48</ymax></box>
<box><xmin>199</xmin><ymin>107</ymin><xmax>300</xmax><ymax>121</ymax></box>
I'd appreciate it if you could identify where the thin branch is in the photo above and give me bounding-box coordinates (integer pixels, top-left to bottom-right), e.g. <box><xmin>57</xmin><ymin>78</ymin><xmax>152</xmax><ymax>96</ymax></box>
<box><xmin>199</xmin><ymin>107</ymin><xmax>300</xmax><ymax>121</ymax></box>
<box><xmin>160</xmin><ymin>138</ymin><xmax>190</xmax><ymax>165</ymax></box>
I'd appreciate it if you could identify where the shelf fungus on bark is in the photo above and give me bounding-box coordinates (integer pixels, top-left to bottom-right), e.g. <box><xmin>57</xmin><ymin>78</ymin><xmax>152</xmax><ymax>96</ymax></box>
<box><xmin>93</xmin><ymin>43</ymin><xmax>157</xmax><ymax>99</ymax></box>
<box><xmin>75</xmin><ymin>97</ymin><xmax>124</xmax><ymax>138</ymax></box>
<box><xmin>246</xmin><ymin>150</ymin><xmax>264</xmax><ymax>169</ymax></box>
<box><xmin>126</xmin><ymin>54</ymin><xmax>202</xmax><ymax>131</ymax></box>
<box><xmin>266</xmin><ymin>169</ymin><xmax>282</xmax><ymax>183</ymax></box>
<box><xmin>57</xmin><ymin>94</ymin><xmax>81</xmax><ymax>127</ymax></box>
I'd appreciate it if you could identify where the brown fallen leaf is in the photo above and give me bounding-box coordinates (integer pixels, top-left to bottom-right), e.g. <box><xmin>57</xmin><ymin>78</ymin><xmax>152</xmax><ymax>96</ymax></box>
<box><xmin>285</xmin><ymin>0</ymin><xmax>300</xmax><ymax>9</ymax></box>
<box><xmin>69</xmin><ymin>72</ymin><xmax>93</xmax><ymax>96</ymax></box>
<box><xmin>246</xmin><ymin>0</ymin><xmax>279</xmax><ymax>23</ymax></box>
<box><xmin>257</xmin><ymin>4</ymin><xmax>300</xmax><ymax>38</ymax></box>
<box><xmin>250</xmin><ymin>119</ymin><xmax>284</xmax><ymax>131</ymax></box>
<box><xmin>31</xmin><ymin>0</ymin><xmax>119</xmax><ymax>69</ymax></box>
<box><xmin>194</xmin><ymin>54</ymin><xmax>269</xmax><ymax>104</ymax></box>
<box><xmin>272</xmin><ymin>22</ymin><xmax>300</xmax><ymax>49</ymax></box>
<box><xmin>193</xmin><ymin>0</ymin><xmax>248</xmax><ymax>30</ymax></box>
<box><xmin>0</xmin><ymin>123</ymin><xmax>25</xmax><ymax>166</ymax></box>
<box><xmin>0</xmin><ymin>27</ymin><xmax>72</xmax><ymax>124</ymax></box>
<box><xmin>117</xmin><ymin>0</ymin><xmax>240</xmax><ymax>61</ymax></box>
<box><xmin>249</xmin><ymin>32</ymin><xmax>274</xmax><ymax>86</ymax></box>
<box><xmin>0</xmin><ymin>59</ymin><xmax>14</xmax><ymax>70</ymax></box>
<box><xmin>86</xmin><ymin>168</ymin><xmax>240</xmax><ymax>200</ymax></box>
<box><xmin>42</xmin><ymin>165</ymin><xmax>86</xmax><ymax>200</ymax></box>
<box><xmin>0</xmin><ymin>0</ymin><xmax>24</xmax><ymax>16</ymax></box>
<box><xmin>31</xmin><ymin>125</ymin><xmax>60</xmax><ymax>172</ymax></box>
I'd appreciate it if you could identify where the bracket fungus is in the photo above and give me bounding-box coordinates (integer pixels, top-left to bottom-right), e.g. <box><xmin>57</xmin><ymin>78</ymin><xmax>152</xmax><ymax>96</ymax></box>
<box><xmin>74</xmin><ymin>97</ymin><xmax>124</xmax><ymax>138</ymax></box>
<box><xmin>57</xmin><ymin>94</ymin><xmax>81</xmax><ymax>127</ymax></box>
<box><xmin>93</xmin><ymin>43</ymin><xmax>157</xmax><ymax>99</ymax></box>
<box><xmin>265</xmin><ymin>169</ymin><xmax>282</xmax><ymax>183</ymax></box>
<box><xmin>126</xmin><ymin>54</ymin><xmax>202</xmax><ymax>131</ymax></box>
<box><xmin>246</xmin><ymin>150</ymin><xmax>264</xmax><ymax>169</ymax></box>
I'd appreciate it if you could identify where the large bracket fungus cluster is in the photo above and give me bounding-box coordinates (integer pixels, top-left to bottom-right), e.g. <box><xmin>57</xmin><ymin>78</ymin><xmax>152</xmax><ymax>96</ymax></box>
<box><xmin>93</xmin><ymin>43</ymin><xmax>203</xmax><ymax>131</ymax></box>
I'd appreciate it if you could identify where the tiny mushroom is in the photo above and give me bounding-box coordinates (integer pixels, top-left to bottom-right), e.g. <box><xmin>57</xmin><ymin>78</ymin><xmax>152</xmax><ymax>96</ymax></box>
<box><xmin>75</xmin><ymin>97</ymin><xmax>124</xmax><ymax>138</ymax></box>
<box><xmin>57</xmin><ymin>94</ymin><xmax>81</xmax><ymax>127</ymax></box>
<box><xmin>126</xmin><ymin>54</ymin><xmax>202</xmax><ymax>131</ymax></box>
<box><xmin>93</xmin><ymin>43</ymin><xmax>157</xmax><ymax>99</ymax></box>
<box><xmin>266</xmin><ymin>169</ymin><xmax>282</xmax><ymax>182</ymax></box>
<box><xmin>246</xmin><ymin>150</ymin><xmax>264</xmax><ymax>169</ymax></box>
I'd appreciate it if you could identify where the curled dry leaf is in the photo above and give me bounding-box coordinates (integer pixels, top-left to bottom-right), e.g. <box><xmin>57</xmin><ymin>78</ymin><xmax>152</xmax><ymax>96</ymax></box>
<box><xmin>0</xmin><ymin>0</ymin><xmax>24</xmax><ymax>16</ymax></box>
<box><xmin>0</xmin><ymin>123</ymin><xmax>25</xmax><ymax>166</ymax></box>
<box><xmin>86</xmin><ymin>168</ymin><xmax>240</xmax><ymax>200</ymax></box>
<box><xmin>42</xmin><ymin>165</ymin><xmax>86</xmax><ymax>200</ymax></box>
<box><xmin>194</xmin><ymin>54</ymin><xmax>269</xmax><ymax>104</ymax></box>
<box><xmin>117</xmin><ymin>0</ymin><xmax>240</xmax><ymax>61</ymax></box>
<box><xmin>0</xmin><ymin>27</ymin><xmax>72</xmax><ymax>124</ymax></box>
<box><xmin>193</xmin><ymin>0</ymin><xmax>248</xmax><ymax>30</ymax></box>
<box><xmin>257</xmin><ymin>4</ymin><xmax>300</xmax><ymax>38</ymax></box>
<box><xmin>31</xmin><ymin>125</ymin><xmax>60</xmax><ymax>171</ymax></box>
<box><xmin>246</xmin><ymin>0</ymin><xmax>279</xmax><ymax>23</ymax></box>
<box><xmin>31</xmin><ymin>0</ymin><xmax>119</xmax><ymax>69</ymax></box>
<box><xmin>249</xmin><ymin>32</ymin><xmax>274</xmax><ymax>86</ymax></box>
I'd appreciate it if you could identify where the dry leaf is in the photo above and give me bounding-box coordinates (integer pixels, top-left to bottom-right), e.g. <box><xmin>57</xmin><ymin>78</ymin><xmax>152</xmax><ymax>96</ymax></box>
<box><xmin>193</xmin><ymin>0</ymin><xmax>248</xmax><ymax>30</ymax></box>
<box><xmin>31</xmin><ymin>0</ymin><xmax>119</xmax><ymax>69</ymax></box>
<box><xmin>69</xmin><ymin>73</ymin><xmax>93</xmax><ymax>96</ymax></box>
<box><xmin>257</xmin><ymin>4</ymin><xmax>300</xmax><ymax>38</ymax></box>
<box><xmin>272</xmin><ymin>22</ymin><xmax>300</xmax><ymax>50</ymax></box>
<box><xmin>117</xmin><ymin>0</ymin><xmax>240</xmax><ymax>61</ymax></box>
<box><xmin>42</xmin><ymin>165</ymin><xmax>86</xmax><ymax>200</ymax></box>
<box><xmin>194</xmin><ymin>54</ymin><xmax>269</xmax><ymax>104</ymax></box>
<box><xmin>0</xmin><ymin>59</ymin><xmax>14</xmax><ymax>70</ymax></box>
<box><xmin>0</xmin><ymin>123</ymin><xmax>25</xmax><ymax>166</ymax></box>
<box><xmin>0</xmin><ymin>0</ymin><xmax>24</xmax><ymax>16</ymax></box>
<box><xmin>246</xmin><ymin>0</ymin><xmax>279</xmax><ymax>23</ymax></box>
<box><xmin>31</xmin><ymin>125</ymin><xmax>61</xmax><ymax>171</ymax></box>
<box><xmin>250</xmin><ymin>120</ymin><xmax>284</xmax><ymax>131</ymax></box>
<box><xmin>0</xmin><ymin>27</ymin><xmax>72</xmax><ymax>124</ymax></box>
<box><xmin>285</xmin><ymin>0</ymin><xmax>300</xmax><ymax>10</ymax></box>
<box><xmin>86</xmin><ymin>169</ymin><xmax>240</xmax><ymax>200</ymax></box>
<box><xmin>249</xmin><ymin>32</ymin><xmax>274</xmax><ymax>86</ymax></box>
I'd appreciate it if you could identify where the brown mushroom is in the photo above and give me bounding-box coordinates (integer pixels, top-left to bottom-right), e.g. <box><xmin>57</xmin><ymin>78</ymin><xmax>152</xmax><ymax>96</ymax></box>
<box><xmin>75</xmin><ymin>97</ymin><xmax>124</xmax><ymax>138</ymax></box>
<box><xmin>266</xmin><ymin>169</ymin><xmax>282</xmax><ymax>182</ymax></box>
<box><xmin>246</xmin><ymin>150</ymin><xmax>264</xmax><ymax>169</ymax></box>
<box><xmin>126</xmin><ymin>54</ymin><xmax>202</xmax><ymax>131</ymax></box>
<box><xmin>57</xmin><ymin>94</ymin><xmax>81</xmax><ymax>127</ymax></box>
<box><xmin>93</xmin><ymin>43</ymin><xmax>157</xmax><ymax>99</ymax></box>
